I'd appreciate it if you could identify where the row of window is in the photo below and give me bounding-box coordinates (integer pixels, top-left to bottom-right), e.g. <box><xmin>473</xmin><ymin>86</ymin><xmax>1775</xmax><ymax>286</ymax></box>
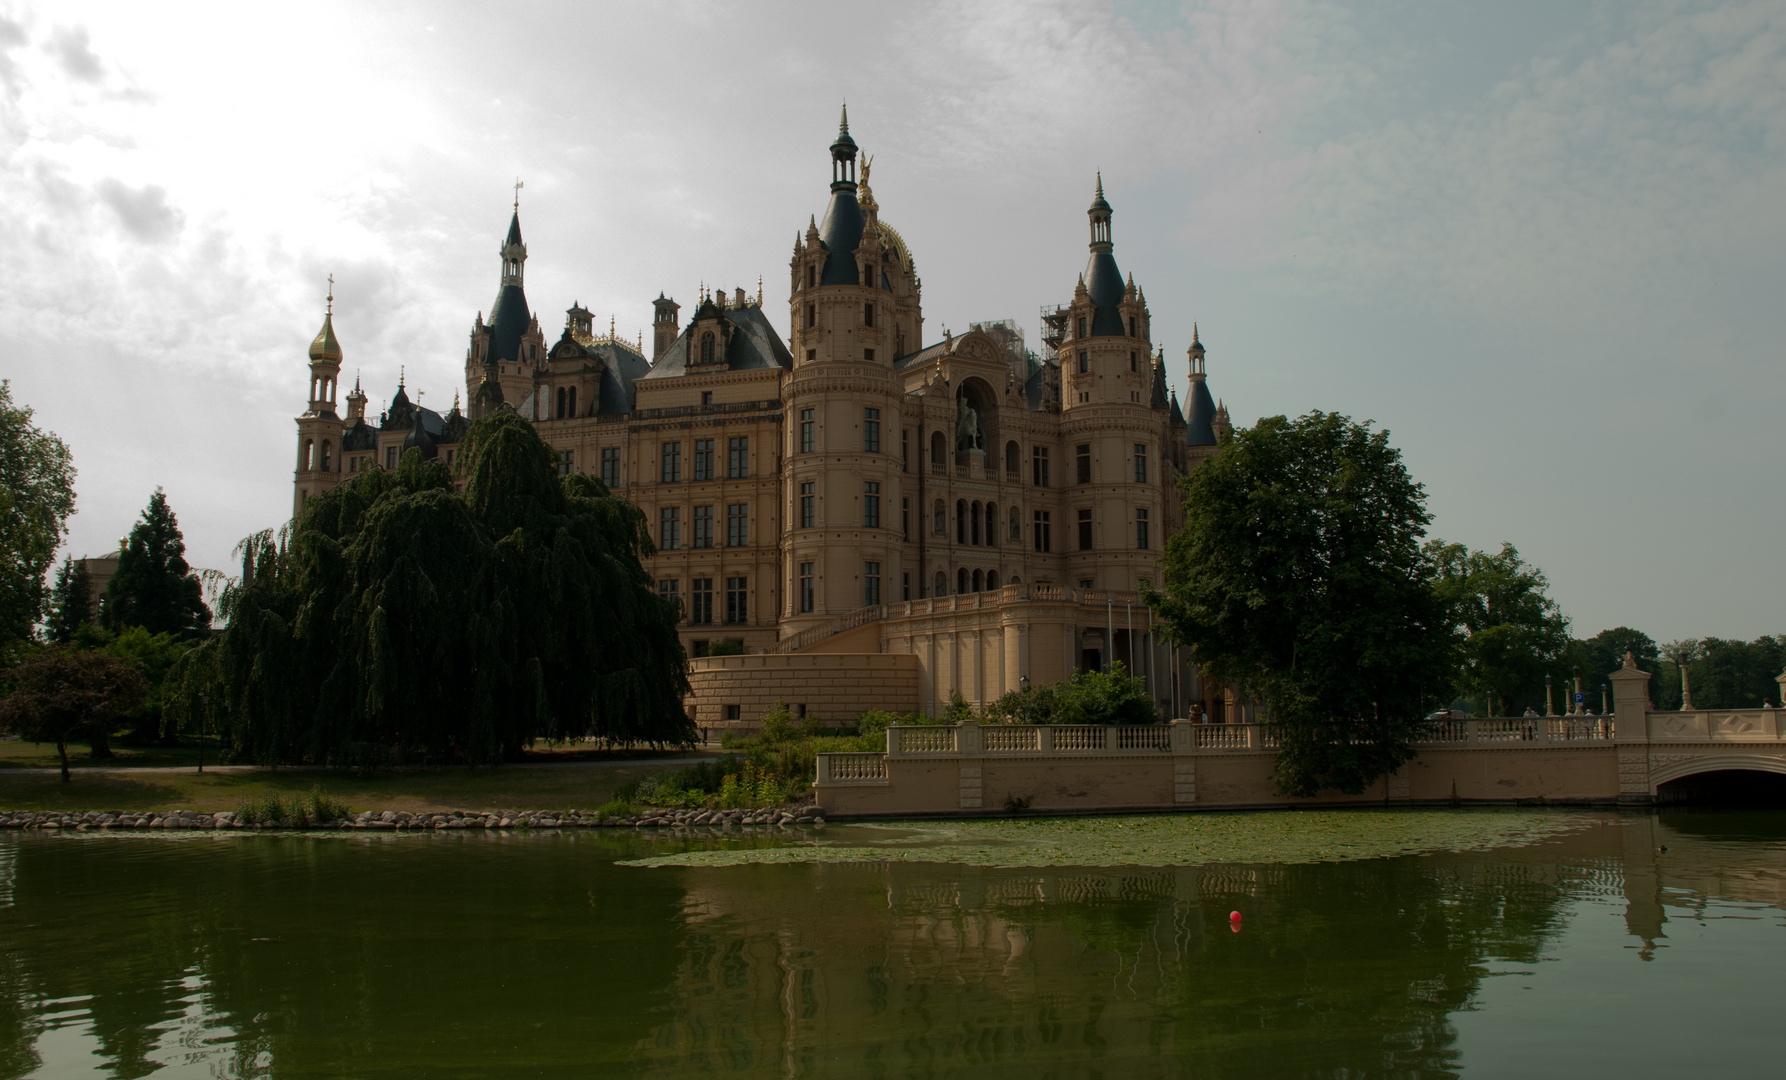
<box><xmin>657</xmin><ymin>577</ymin><xmax>749</xmax><ymax>626</ymax></box>
<box><xmin>1027</xmin><ymin>508</ymin><xmax>1147</xmax><ymax>552</ymax></box>
<box><xmin>659</xmin><ymin>504</ymin><xmax>751</xmax><ymax>550</ymax></box>
<box><xmin>793</xmin><ymin>413</ymin><xmax>1152</xmax><ymax>490</ymax></box>
<box><xmin>660</xmin><ymin>438</ymin><xmax>750</xmax><ymax>483</ymax></box>
<box><xmin>794</xmin><ymin>561</ymin><xmax>884</xmax><ymax>613</ymax></box>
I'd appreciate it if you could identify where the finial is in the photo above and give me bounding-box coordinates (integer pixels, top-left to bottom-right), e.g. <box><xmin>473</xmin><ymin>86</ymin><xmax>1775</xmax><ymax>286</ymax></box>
<box><xmin>1193</xmin><ymin>321</ymin><xmax>1200</xmax><ymax>343</ymax></box>
<box><xmin>757</xmin><ymin>275</ymin><xmax>763</xmax><ymax>304</ymax></box>
<box><xmin>453</xmin><ymin>390</ymin><xmax>460</xmax><ymax>410</ymax></box>
<box><xmin>610</xmin><ymin>314</ymin><xmax>616</xmax><ymax>339</ymax></box>
<box><xmin>839</xmin><ymin>101</ymin><xmax>849</xmax><ymax>133</ymax></box>
<box><xmin>513</xmin><ymin>177</ymin><xmax>523</xmax><ymax>212</ymax></box>
<box><xmin>326</xmin><ymin>273</ymin><xmax>334</xmax><ymax>315</ymax></box>
<box><xmin>399</xmin><ymin>364</ymin><xmax>405</xmax><ymax>387</ymax></box>
<box><xmin>1095</xmin><ymin>171</ymin><xmax>1104</xmax><ymax>198</ymax></box>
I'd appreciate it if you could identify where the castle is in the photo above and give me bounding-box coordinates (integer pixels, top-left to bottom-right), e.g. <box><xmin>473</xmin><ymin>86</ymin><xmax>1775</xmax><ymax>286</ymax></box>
<box><xmin>293</xmin><ymin>111</ymin><xmax>1232</xmax><ymax>725</ymax></box>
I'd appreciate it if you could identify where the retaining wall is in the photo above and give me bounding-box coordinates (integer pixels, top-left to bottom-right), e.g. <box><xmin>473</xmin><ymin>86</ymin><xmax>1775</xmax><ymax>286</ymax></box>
<box><xmin>687</xmin><ymin>652</ymin><xmax>920</xmax><ymax>730</ymax></box>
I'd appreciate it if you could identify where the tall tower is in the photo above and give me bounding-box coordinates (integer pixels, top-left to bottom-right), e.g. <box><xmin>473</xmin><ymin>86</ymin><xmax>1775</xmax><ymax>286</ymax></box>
<box><xmin>781</xmin><ymin>108</ymin><xmax>910</xmax><ymax>632</ymax></box>
<box><xmin>294</xmin><ymin>281</ymin><xmax>343</xmax><ymax>518</ymax></box>
<box><xmin>652</xmin><ymin>293</ymin><xmax>681</xmax><ymax>360</ymax></box>
<box><xmin>464</xmin><ymin>202</ymin><xmax>545</xmax><ymax>411</ymax></box>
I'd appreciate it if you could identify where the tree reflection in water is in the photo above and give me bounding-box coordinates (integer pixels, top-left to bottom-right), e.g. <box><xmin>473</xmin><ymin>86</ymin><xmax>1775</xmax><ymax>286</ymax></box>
<box><xmin>0</xmin><ymin>814</ymin><xmax>1781</xmax><ymax>1079</ymax></box>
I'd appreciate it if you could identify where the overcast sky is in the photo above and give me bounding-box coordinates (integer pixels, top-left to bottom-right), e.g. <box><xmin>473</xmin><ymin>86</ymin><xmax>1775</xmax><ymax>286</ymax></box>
<box><xmin>2</xmin><ymin>0</ymin><xmax>1781</xmax><ymax>642</ymax></box>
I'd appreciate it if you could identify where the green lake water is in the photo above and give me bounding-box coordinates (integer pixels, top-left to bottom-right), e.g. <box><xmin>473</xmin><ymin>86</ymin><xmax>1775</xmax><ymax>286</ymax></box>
<box><xmin>1</xmin><ymin>808</ymin><xmax>1783</xmax><ymax>1078</ymax></box>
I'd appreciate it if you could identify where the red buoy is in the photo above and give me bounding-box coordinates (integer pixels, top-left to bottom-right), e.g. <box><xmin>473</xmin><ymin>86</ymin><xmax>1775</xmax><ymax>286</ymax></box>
<box><xmin>1230</xmin><ymin>911</ymin><xmax>1242</xmax><ymax>922</ymax></box>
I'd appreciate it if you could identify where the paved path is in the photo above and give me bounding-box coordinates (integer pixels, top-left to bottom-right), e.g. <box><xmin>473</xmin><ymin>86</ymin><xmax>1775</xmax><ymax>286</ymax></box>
<box><xmin>7</xmin><ymin>755</ymin><xmax>721</xmax><ymax>776</ymax></box>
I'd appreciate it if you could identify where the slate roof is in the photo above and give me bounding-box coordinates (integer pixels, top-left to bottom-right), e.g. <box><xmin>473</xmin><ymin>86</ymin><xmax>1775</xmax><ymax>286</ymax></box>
<box><xmin>818</xmin><ymin>186</ymin><xmax>866</xmax><ymax>286</ymax></box>
<box><xmin>1083</xmin><ymin>248</ymin><xmax>1126</xmax><ymax>336</ymax></box>
<box><xmin>1185</xmin><ymin>377</ymin><xmax>1219</xmax><ymax>446</ymax></box>
<box><xmin>643</xmin><ymin>304</ymin><xmax>792</xmax><ymax>381</ymax></box>
<box><xmin>486</xmin><ymin>282</ymin><xmax>531</xmax><ymax>364</ymax></box>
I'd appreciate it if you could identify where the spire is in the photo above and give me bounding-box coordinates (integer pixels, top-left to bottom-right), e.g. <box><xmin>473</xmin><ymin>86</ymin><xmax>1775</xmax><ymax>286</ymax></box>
<box><xmin>308</xmin><ymin>277</ymin><xmax>342</xmax><ymax>363</ymax></box>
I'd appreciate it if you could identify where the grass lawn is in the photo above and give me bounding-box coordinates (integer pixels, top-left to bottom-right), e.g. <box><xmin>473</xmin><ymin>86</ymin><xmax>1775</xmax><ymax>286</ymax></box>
<box><xmin>0</xmin><ymin>737</ymin><xmax>208</xmax><ymax>770</ymax></box>
<box><xmin>0</xmin><ymin>744</ymin><xmax>719</xmax><ymax>815</ymax></box>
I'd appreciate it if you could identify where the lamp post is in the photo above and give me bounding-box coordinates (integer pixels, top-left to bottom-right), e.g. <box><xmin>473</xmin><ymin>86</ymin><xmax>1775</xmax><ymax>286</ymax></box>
<box><xmin>1573</xmin><ymin>665</ymin><xmax>1583</xmax><ymax>716</ymax></box>
<box><xmin>1545</xmin><ymin>673</ymin><xmax>1554</xmax><ymax>717</ymax></box>
<box><xmin>196</xmin><ymin>690</ymin><xmax>208</xmax><ymax>774</ymax></box>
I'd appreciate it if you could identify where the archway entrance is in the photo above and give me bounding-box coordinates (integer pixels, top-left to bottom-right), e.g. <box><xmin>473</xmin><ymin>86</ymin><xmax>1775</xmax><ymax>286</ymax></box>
<box><xmin>1656</xmin><ymin>769</ymin><xmax>1786</xmax><ymax>807</ymax></box>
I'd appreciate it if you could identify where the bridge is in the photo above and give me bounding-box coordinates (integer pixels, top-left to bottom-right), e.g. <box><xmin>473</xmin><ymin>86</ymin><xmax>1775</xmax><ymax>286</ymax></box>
<box><xmin>814</xmin><ymin>656</ymin><xmax>1786</xmax><ymax>817</ymax></box>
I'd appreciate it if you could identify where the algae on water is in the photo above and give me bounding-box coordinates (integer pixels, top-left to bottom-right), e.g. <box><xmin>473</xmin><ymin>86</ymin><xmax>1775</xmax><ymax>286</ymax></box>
<box><xmin>619</xmin><ymin>809</ymin><xmax>1605</xmax><ymax>870</ymax></box>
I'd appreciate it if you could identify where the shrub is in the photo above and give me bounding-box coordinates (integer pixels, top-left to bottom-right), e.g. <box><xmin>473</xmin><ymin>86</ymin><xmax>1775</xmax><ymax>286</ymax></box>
<box><xmin>706</xmin><ymin>638</ymin><xmax>745</xmax><ymax>657</ymax></box>
<box><xmin>986</xmin><ymin>663</ymin><xmax>1158</xmax><ymax>726</ymax></box>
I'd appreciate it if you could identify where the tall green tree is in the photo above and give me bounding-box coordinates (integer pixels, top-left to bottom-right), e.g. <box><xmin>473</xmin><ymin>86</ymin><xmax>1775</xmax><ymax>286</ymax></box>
<box><xmin>101</xmin><ymin>489</ymin><xmax>211</xmax><ymax>638</ymax></box>
<box><xmin>0</xmin><ymin>381</ymin><xmax>77</xmax><ymax>658</ymax></box>
<box><xmin>1145</xmin><ymin>411</ymin><xmax>1456</xmax><ymax>796</ymax></box>
<box><xmin>0</xmin><ymin>647</ymin><xmax>147</xmax><ymax>778</ymax></box>
<box><xmin>45</xmin><ymin>556</ymin><xmax>93</xmax><ymax>643</ymax></box>
<box><xmin>1655</xmin><ymin>636</ymin><xmax>1785</xmax><ymax>710</ymax></box>
<box><xmin>169</xmin><ymin>412</ymin><xmax>692</xmax><ymax>765</ymax></box>
<box><xmin>1427</xmin><ymin>541</ymin><xmax>1570</xmax><ymax>715</ymax></box>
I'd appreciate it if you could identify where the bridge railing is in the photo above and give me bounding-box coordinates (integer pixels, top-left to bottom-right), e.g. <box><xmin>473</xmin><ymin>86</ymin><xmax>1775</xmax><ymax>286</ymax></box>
<box><xmin>1414</xmin><ymin>717</ymin><xmax>1615</xmax><ymax>744</ymax></box>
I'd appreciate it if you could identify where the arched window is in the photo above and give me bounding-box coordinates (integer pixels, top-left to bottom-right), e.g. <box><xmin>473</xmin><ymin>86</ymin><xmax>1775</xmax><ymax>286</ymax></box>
<box><xmin>700</xmin><ymin>332</ymin><xmax>715</xmax><ymax>364</ymax></box>
<box><xmin>1010</xmin><ymin>575</ymin><xmax>1021</xmax><ymax>585</ymax></box>
<box><xmin>987</xmin><ymin>570</ymin><xmax>999</xmax><ymax>591</ymax></box>
<box><xmin>933</xmin><ymin>500</ymin><xmax>945</xmax><ymax>534</ymax></box>
<box><xmin>955</xmin><ymin>500</ymin><xmax>966</xmax><ymax>544</ymax></box>
<box><xmin>320</xmin><ymin>440</ymin><xmax>332</xmax><ymax>472</ymax></box>
<box><xmin>972</xmin><ymin>569</ymin><xmax>983</xmax><ymax>592</ymax></box>
<box><xmin>934</xmin><ymin>571</ymin><xmax>947</xmax><ymax>597</ymax></box>
<box><xmin>958</xmin><ymin>568</ymin><xmax>969</xmax><ymax>595</ymax></box>
<box><xmin>567</xmin><ymin>386</ymin><xmax>577</xmax><ymax>417</ymax></box>
<box><xmin>985</xmin><ymin>503</ymin><xmax>997</xmax><ymax>546</ymax></box>
<box><xmin>970</xmin><ymin>502</ymin><xmax>981</xmax><ymax>545</ymax></box>
<box><xmin>1005</xmin><ymin>440</ymin><xmax>1020</xmax><ymax>479</ymax></box>
<box><xmin>555</xmin><ymin>387</ymin><xmax>566</xmax><ymax>419</ymax></box>
<box><xmin>302</xmin><ymin>438</ymin><xmax>314</xmax><ymax>471</ymax></box>
<box><xmin>930</xmin><ymin>431</ymin><xmax>945</xmax><ymax>466</ymax></box>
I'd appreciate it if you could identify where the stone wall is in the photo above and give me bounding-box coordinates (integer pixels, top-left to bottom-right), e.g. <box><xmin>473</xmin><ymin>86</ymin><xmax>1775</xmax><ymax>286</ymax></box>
<box><xmin>687</xmin><ymin>652</ymin><xmax>920</xmax><ymax>730</ymax></box>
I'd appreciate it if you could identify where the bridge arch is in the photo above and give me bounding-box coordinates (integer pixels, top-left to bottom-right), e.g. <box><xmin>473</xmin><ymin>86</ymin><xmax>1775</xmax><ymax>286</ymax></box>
<box><xmin>1652</xmin><ymin>755</ymin><xmax>1786</xmax><ymax>804</ymax></box>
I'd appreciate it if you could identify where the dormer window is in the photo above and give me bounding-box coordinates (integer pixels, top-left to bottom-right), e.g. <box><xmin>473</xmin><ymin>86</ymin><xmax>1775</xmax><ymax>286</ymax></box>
<box><xmin>700</xmin><ymin>332</ymin><xmax>715</xmax><ymax>365</ymax></box>
<box><xmin>806</xmin><ymin>265</ymin><xmax>816</xmax><ymax>289</ymax></box>
<box><xmin>1077</xmin><ymin>317</ymin><xmax>1087</xmax><ymax>338</ymax></box>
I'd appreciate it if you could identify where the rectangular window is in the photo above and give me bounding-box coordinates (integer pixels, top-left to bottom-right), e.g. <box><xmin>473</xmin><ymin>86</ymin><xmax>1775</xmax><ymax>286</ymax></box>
<box><xmin>726</xmin><ymin>503</ymin><xmax>748</xmax><ymax>547</ymax></box>
<box><xmin>1078</xmin><ymin>351</ymin><xmax>1089</xmax><ymax>373</ymax></box>
<box><xmin>1076</xmin><ymin>444</ymin><xmax>1091</xmax><ymax>484</ymax></box>
<box><xmin>805</xmin><ymin>348</ymin><xmax>816</xmax><ymax>363</ymax></box>
<box><xmin>690</xmin><ymin>578</ymin><xmax>714</xmax><ymax>625</ymax></box>
<box><xmin>805</xmin><ymin>303</ymin><xmax>815</xmax><ymax>327</ymax></box>
<box><xmin>798</xmin><ymin>562</ymin><xmax>814</xmax><ymax>614</ymax></box>
<box><xmin>1130</xmin><ymin>350</ymin><xmax>1138</xmax><ymax>372</ymax></box>
<box><xmin>863</xmin><ymin>408</ymin><xmax>880</xmax><ymax>452</ymax></box>
<box><xmin>1033</xmin><ymin>510</ymin><xmax>1052</xmax><ymax>552</ymax></box>
<box><xmin>863</xmin><ymin>347</ymin><xmax>875</xmax><ymax>363</ymax></box>
<box><xmin>692</xmin><ymin>439</ymin><xmax>713</xmax><ymax>481</ymax></box>
<box><xmin>863</xmin><ymin>481</ymin><xmax>880</xmax><ymax>528</ymax></box>
<box><xmin>1136</xmin><ymin>508</ymin><xmax>1149</xmax><ymax>550</ymax></box>
<box><xmin>692</xmin><ymin>504</ymin><xmax>714</xmax><ymax>549</ymax></box>
<box><xmin>799</xmin><ymin>482</ymin><xmax>815</xmax><ymax>529</ymax></box>
<box><xmin>901</xmin><ymin>429</ymin><xmax>909</xmax><ymax>471</ymax></box>
<box><xmin>1078</xmin><ymin>507</ymin><xmax>1093</xmax><ymax>551</ymax></box>
<box><xmin>725</xmin><ymin>577</ymin><xmax>748</xmax><ymax>625</ymax></box>
<box><xmin>1134</xmin><ymin>443</ymin><xmax>1148</xmax><ymax>484</ymax></box>
<box><xmin>727</xmin><ymin>436</ymin><xmax>749</xmax><ymax>478</ymax></box>
<box><xmin>902</xmin><ymin>571</ymin><xmax>910</xmax><ymax>601</ymax></box>
<box><xmin>386</xmin><ymin>446</ymin><xmax>397</xmax><ymax>470</ymax></box>
<box><xmin>863</xmin><ymin>302</ymin><xmax>874</xmax><ymax>326</ymax></box>
<box><xmin>864</xmin><ymin>562</ymin><xmax>881</xmax><ymax>606</ymax></box>
<box><xmin>600</xmin><ymin>447</ymin><xmax>619</xmax><ymax>486</ymax></box>
<box><xmin>901</xmin><ymin>497</ymin><xmax>910</xmax><ymax>541</ymax></box>
<box><xmin>557</xmin><ymin>449</ymin><xmax>574</xmax><ymax>477</ymax></box>
<box><xmin>701</xmin><ymin>390</ymin><xmax>713</xmax><ymax>407</ymax></box>
<box><xmin>933</xmin><ymin>501</ymin><xmax>945</xmax><ymax>534</ymax></box>
<box><xmin>1032</xmin><ymin>446</ymin><xmax>1050</xmax><ymax>487</ymax></box>
<box><xmin>349</xmin><ymin>457</ymin><xmax>360</xmax><ymax>474</ymax></box>
<box><xmin>657</xmin><ymin>579</ymin><xmax>681</xmax><ymax>621</ymax></box>
<box><xmin>1009</xmin><ymin>506</ymin><xmax>1021</xmax><ymax>541</ymax></box>
<box><xmin>799</xmin><ymin>408</ymin><xmax>815</xmax><ymax>454</ymax></box>
<box><xmin>660</xmin><ymin>441</ymin><xmax>682</xmax><ymax>483</ymax></box>
<box><xmin>659</xmin><ymin>506</ymin><xmax>680</xmax><ymax>550</ymax></box>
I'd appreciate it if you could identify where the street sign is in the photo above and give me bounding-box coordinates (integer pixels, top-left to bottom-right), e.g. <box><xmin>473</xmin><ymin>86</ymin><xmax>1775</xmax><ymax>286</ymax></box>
<box><xmin>1573</xmin><ymin>692</ymin><xmax>1585</xmax><ymax>704</ymax></box>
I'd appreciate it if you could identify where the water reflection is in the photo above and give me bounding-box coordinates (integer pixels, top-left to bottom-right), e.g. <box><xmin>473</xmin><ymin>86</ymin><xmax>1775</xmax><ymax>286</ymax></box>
<box><xmin>0</xmin><ymin>814</ymin><xmax>1780</xmax><ymax>1079</ymax></box>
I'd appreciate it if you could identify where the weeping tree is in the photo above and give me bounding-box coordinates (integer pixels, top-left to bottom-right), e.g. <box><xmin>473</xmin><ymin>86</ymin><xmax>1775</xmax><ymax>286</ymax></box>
<box><xmin>167</xmin><ymin>412</ymin><xmax>692</xmax><ymax>765</ymax></box>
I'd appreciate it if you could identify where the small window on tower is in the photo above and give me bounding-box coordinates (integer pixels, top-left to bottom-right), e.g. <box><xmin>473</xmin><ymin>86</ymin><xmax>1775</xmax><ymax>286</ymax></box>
<box><xmin>1078</xmin><ymin>351</ymin><xmax>1089</xmax><ymax>373</ymax></box>
<box><xmin>863</xmin><ymin>302</ymin><xmax>874</xmax><ymax>326</ymax></box>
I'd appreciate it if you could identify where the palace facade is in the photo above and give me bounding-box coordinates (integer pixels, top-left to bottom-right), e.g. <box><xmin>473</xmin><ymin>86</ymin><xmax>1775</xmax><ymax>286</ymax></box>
<box><xmin>292</xmin><ymin>113</ymin><xmax>1232</xmax><ymax>724</ymax></box>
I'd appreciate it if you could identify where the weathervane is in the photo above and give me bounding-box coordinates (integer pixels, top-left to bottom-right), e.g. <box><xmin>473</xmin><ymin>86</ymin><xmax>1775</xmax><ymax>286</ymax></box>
<box><xmin>514</xmin><ymin>177</ymin><xmax>524</xmax><ymax>211</ymax></box>
<box><xmin>326</xmin><ymin>273</ymin><xmax>334</xmax><ymax>315</ymax></box>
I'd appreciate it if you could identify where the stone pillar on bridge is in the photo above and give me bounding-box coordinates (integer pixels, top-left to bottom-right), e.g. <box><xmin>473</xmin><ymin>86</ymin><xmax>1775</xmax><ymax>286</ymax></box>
<box><xmin>1611</xmin><ymin>652</ymin><xmax>1653</xmax><ymax>805</ymax></box>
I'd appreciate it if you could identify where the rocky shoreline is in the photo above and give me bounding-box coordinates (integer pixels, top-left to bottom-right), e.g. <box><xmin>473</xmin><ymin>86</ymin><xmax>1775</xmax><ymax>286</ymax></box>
<box><xmin>0</xmin><ymin>805</ymin><xmax>827</xmax><ymax>832</ymax></box>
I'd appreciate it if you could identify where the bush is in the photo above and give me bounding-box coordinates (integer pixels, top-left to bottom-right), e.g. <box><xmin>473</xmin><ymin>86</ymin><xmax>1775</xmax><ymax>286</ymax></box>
<box><xmin>706</xmin><ymin>638</ymin><xmax>745</xmax><ymax>657</ymax></box>
<box><xmin>986</xmin><ymin>663</ymin><xmax>1159</xmax><ymax>726</ymax></box>
<box><xmin>234</xmin><ymin>785</ymin><xmax>352</xmax><ymax>826</ymax></box>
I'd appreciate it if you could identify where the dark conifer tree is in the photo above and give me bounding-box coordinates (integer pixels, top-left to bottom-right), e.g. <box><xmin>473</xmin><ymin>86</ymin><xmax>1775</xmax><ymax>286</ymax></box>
<box><xmin>101</xmin><ymin>489</ymin><xmax>211</xmax><ymax>638</ymax></box>
<box><xmin>45</xmin><ymin>556</ymin><xmax>93</xmax><ymax>642</ymax></box>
